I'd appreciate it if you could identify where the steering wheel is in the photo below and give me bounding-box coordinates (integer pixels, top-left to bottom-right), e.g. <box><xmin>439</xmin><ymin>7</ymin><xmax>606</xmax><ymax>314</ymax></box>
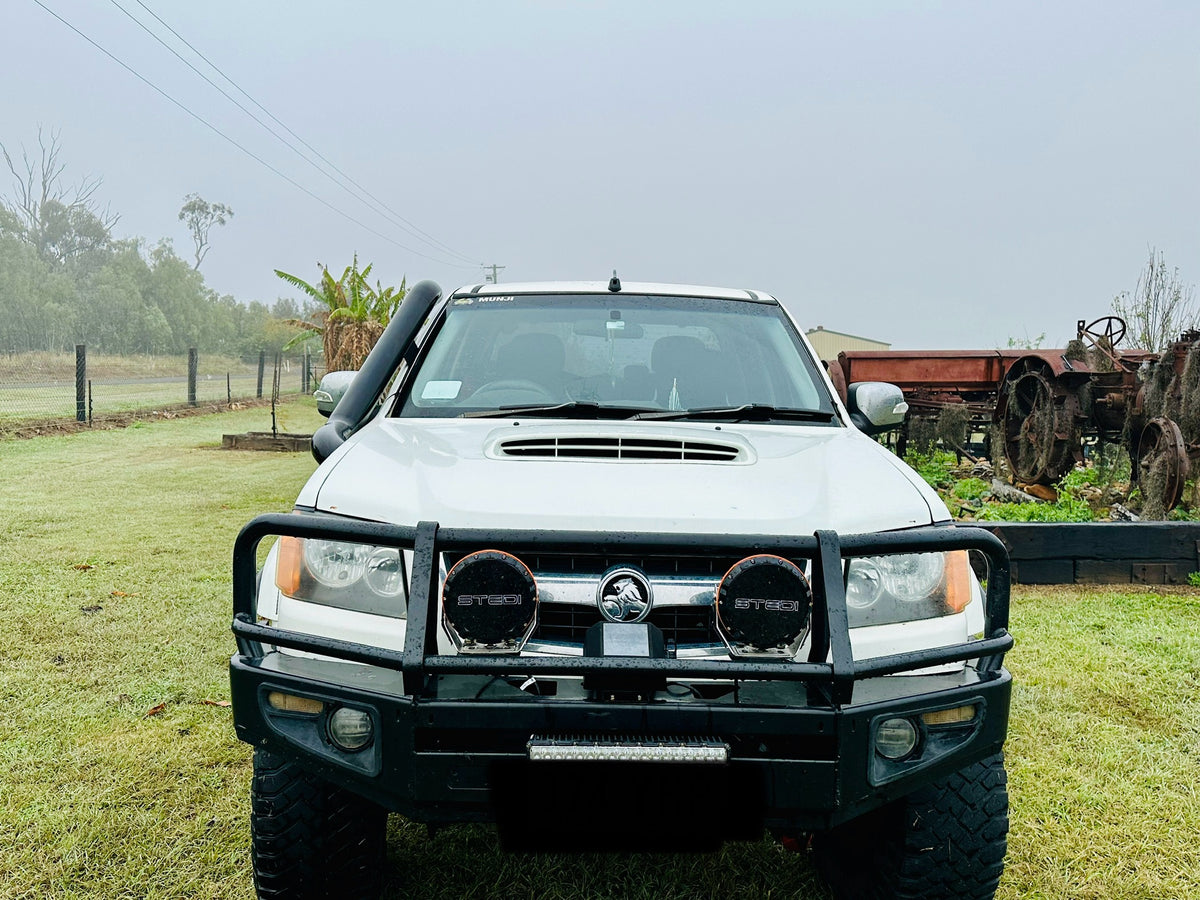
<box><xmin>467</xmin><ymin>379</ymin><xmax>558</xmax><ymax>403</ymax></box>
<box><xmin>1078</xmin><ymin>316</ymin><xmax>1127</xmax><ymax>349</ymax></box>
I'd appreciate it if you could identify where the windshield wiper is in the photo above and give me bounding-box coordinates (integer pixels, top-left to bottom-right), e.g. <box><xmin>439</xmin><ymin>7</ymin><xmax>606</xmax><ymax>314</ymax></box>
<box><xmin>462</xmin><ymin>401</ymin><xmax>655</xmax><ymax>419</ymax></box>
<box><xmin>632</xmin><ymin>404</ymin><xmax>836</xmax><ymax>423</ymax></box>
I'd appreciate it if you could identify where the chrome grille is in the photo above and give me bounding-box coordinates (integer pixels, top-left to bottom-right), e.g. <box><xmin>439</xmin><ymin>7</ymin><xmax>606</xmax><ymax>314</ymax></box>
<box><xmin>536</xmin><ymin>604</ymin><xmax>715</xmax><ymax>648</ymax></box>
<box><xmin>485</xmin><ymin>550</ymin><xmax>747</xmax><ymax>579</ymax></box>
<box><xmin>443</xmin><ymin>548</ymin><xmax>732</xmax><ymax>654</ymax></box>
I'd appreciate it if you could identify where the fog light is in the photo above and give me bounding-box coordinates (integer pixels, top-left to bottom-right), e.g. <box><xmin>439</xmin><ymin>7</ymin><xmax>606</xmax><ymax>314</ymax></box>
<box><xmin>327</xmin><ymin>706</ymin><xmax>374</xmax><ymax>751</ymax></box>
<box><xmin>875</xmin><ymin>717</ymin><xmax>918</xmax><ymax>759</ymax></box>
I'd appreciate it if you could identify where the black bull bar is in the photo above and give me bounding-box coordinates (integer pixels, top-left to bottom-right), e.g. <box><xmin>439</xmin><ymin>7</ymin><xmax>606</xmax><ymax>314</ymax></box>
<box><xmin>232</xmin><ymin>513</ymin><xmax>1011</xmax><ymax>703</ymax></box>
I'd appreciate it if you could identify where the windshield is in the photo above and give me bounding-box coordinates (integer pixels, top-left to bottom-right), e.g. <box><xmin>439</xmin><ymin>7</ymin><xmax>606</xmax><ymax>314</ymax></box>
<box><xmin>394</xmin><ymin>293</ymin><xmax>837</xmax><ymax>422</ymax></box>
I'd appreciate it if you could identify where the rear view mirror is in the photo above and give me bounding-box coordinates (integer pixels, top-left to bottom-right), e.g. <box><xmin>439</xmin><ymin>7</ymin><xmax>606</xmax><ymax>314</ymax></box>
<box><xmin>314</xmin><ymin>371</ymin><xmax>356</xmax><ymax>418</ymax></box>
<box><xmin>846</xmin><ymin>382</ymin><xmax>908</xmax><ymax>434</ymax></box>
<box><xmin>572</xmin><ymin>321</ymin><xmax>645</xmax><ymax>339</ymax></box>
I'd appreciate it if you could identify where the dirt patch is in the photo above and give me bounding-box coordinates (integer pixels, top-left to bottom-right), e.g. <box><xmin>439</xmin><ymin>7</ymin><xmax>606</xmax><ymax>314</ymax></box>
<box><xmin>0</xmin><ymin>398</ymin><xmax>282</xmax><ymax>442</ymax></box>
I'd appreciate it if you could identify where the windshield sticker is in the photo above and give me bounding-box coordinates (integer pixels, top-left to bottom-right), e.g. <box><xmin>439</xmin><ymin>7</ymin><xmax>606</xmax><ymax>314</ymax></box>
<box><xmin>422</xmin><ymin>380</ymin><xmax>462</xmax><ymax>400</ymax></box>
<box><xmin>452</xmin><ymin>295</ymin><xmax>514</xmax><ymax>305</ymax></box>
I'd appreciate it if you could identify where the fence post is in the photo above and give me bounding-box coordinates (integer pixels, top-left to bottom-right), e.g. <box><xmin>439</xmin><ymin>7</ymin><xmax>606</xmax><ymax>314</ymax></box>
<box><xmin>187</xmin><ymin>348</ymin><xmax>198</xmax><ymax>406</ymax></box>
<box><xmin>256</xmin><ymin>350</ymin><xmax>265</xmax><ymax>399</ymax></box>
<box><xmin>75</xmin><ymin>344</ymin><xmax>87</xmax><ymax>422</ymax></box>
<box><xmin>303</xmin><ymin>349</ymin><xmax>311</xmax><ymax>393</ymax></box>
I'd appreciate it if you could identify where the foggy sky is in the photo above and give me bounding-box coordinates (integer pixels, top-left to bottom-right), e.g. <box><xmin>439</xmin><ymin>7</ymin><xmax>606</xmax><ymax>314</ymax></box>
<box><xmin>2</xmin><ymin>0</ymin><xmax>1197</xmax><ymax>349</ymax></box>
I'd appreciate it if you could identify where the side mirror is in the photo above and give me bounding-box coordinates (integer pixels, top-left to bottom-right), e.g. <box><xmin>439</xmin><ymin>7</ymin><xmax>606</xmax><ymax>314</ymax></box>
<box><xmin>314</xmin><ymin>371</ymin><xmax>356</xmax><ymax>418</ymax></box>
<box><xmin>846</xmin><ymin>382</ymin><xmax>908</xmax><ymax>434</ymax></box>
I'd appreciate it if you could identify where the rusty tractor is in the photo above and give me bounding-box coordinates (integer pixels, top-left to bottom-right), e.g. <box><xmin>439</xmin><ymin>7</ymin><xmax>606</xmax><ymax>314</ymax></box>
<box><xmin>829</xmin><ymin>317</ymin><xmax>1200</xmax><ymax>515</ymax></box>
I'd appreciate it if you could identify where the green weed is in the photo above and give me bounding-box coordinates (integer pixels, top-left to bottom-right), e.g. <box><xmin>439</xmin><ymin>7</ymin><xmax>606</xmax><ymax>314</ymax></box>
<box><xmin>976</xmin><ymin>501</ymin><xmax>1094</xmax><ymax>522</ymax></box>
<box><xmin>903</xmin><ymin>449</ymin><xmax>959</xmax><ymax>490</ymax></box>
<box><xmin>951</xmin><ymin>477</ymin><xmax>991</xmax><ymax>501</ymax></box>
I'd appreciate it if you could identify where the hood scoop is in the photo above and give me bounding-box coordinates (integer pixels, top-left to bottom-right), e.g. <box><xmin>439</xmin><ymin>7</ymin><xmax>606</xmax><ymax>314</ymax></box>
<box><xmin>495</xmin><ymin>434</ymin><xmax>745</xmax><ymax>462</ymax></box>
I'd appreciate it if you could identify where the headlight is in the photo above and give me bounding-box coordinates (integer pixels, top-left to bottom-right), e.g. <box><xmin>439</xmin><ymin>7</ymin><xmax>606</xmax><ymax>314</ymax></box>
<box><xmin>303</xmin><ymin>539</ymin><xmax>371</xmax><ymax>588</ymax></box>
<box><xmin>844</xmin><ymin>550</ymin><xmax>971</xmax><ymax>627</ymax></box>
<box><xmin>274</xmin><ymin>537</ymin><xmax>407</xmax><ymax>618</ymax></box>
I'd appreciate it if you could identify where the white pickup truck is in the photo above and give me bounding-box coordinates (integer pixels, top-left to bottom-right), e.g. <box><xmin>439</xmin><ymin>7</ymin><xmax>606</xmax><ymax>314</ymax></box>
<box><xmin>231</xmin><ymin>278</ymin><xmax>1012</xmax><ymax>900</ymax></box>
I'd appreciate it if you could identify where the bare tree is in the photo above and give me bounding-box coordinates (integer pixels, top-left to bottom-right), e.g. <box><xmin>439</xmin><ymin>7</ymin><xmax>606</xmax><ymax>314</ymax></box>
<box><xmin>178</xmin><ymin>193</ymin><xmax>233</xmax><ymax>269</ymax></box>
<box><xmin>1112</xmin><ymin>248</ymin><xmax>1197</xmax><ymax>351</ymax></box>
<box><xmin>0</xmin><ymin>127</ymin><xmax>118</xmax><ymax>264</ymax></box>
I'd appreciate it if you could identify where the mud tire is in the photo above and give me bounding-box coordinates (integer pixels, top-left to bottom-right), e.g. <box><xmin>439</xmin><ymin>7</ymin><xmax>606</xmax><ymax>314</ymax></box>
<box><xmin>814</xmin><ymin>753</ymin><xmax>1008</xmax><ymax>900</ymax></box>
<box><xmin>250</xmin><ymin>748</ymin><xmax>387</xmax><ymax>900</ymax></box>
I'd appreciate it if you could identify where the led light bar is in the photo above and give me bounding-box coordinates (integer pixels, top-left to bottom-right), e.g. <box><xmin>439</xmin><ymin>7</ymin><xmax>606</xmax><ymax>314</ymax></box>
<box><xmin>527</xmin><ymin>735</ymin><xmax>729</xmax><ymax>764</ymax></box>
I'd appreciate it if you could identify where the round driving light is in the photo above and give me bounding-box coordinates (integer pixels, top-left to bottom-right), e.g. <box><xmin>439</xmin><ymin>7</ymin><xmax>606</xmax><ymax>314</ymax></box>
<box><xmin>442</xmin><ymin>550</ymin><xmax>538</xmax><ymax>648</ymax></box>
<box><xmin>845</xmin><ymin>558</ymin><xmax>884</xmax><ymax>609</ymax></box>
<box><xmin>303</xmin><ymin>540</ymin><xmax>370</xmax><ymax>589</ymax></box>
<box><xmin>875</xmin><ymin>717</ymin><xmax>919</xmax><ymax>760</ymax></box>
<box><xmin>327</xmin><ymin>706</ymin><xmax>374</xmax><ymax>751</ymax></box>
<box><xmin>364</xmin><ymin>547</ymin><xmax>405</xmax><ymax>598</ymax></box>
<box><xmin>716</xmin><ymin>555</ymin><xmax>811</xmax><ymax>653</ymax></box>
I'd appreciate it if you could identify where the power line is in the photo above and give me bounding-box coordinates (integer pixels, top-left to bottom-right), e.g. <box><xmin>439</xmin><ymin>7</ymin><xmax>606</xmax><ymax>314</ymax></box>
<box><xmin>131</xmin><ymin>0</ymin><xmax>476</xmax><ymax>266</ymax></box>
<box><xmin>29</xmin><ymin>0</ymin><xmax>480</xmax><ymax>269</ymax></box>
<box><xmin>116</xmin><ymin>0</ymin><xmax>479</xmax><ymax>266</ymax></box>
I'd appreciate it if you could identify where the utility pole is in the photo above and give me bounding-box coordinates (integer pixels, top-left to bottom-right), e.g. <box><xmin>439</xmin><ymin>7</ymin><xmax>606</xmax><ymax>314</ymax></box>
<box><xmin>483</xmin><ymin>263</ymin><xmax>506</xmax><ymax>284</ymax></box>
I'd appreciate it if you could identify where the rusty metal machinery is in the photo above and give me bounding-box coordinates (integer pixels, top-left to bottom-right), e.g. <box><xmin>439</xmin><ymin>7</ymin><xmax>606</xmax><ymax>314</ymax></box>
<box><xmin>998</xmin><ymin>359</ymin><xmax>1083</xmax><ymax>484</ymax></box>
<box><xmin>1136</xmin><ymin>417</ymin><xmax>1189</xmax><ymax>513</ymax></box>
<box><xmin>832</xmin><ymin>316</ymin><xmax>1200</xmax><ymax>516</ymax></box>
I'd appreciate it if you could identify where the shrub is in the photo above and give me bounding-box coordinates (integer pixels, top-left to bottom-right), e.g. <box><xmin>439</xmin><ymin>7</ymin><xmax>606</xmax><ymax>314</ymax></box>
<box><xmin>904</xmin><ymin>449</ymin><xmax>958</xmax><ymax>490</ymax></box>
<box><xmin>951</xmin><ymin>477</ymin><xmax>991</xmax><ymax>501</ymax></box>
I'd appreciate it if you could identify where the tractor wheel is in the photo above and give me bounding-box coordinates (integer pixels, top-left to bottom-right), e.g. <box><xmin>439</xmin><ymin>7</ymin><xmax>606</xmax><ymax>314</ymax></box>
<box><xmin>1000</xmin><ymin>364</ymin><xmax>1082</xmax><ymax>484</ymax></box>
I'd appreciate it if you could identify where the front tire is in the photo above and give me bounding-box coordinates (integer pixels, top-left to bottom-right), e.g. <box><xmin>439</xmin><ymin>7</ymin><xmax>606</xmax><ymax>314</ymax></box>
<box><xmin>814</xmin><ymin>753</ymin><xmax>1009</xmax><ymax>900</ymax></box>
<box><xmin>250</xmin><ymin>748</ymin><xmax>388</xmax><ymax>900</ymax></box>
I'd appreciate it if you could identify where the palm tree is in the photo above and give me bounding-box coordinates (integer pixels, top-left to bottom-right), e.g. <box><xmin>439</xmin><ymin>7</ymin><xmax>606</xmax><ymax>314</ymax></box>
<box><xmin>275</xmin><ymin>255</ymin><xmax>406</xmax><ymax>370</ymax></box>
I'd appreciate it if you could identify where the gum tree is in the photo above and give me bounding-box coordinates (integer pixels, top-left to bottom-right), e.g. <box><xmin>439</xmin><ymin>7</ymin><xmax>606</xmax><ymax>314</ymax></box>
<box><xmin>178</xmin><ymin>193</ymin><xmax>233</xmax><ymax>270</ymax></box>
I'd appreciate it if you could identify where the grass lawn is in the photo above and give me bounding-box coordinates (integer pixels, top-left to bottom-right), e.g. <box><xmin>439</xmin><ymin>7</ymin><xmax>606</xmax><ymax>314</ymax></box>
<box><xmin>1</xmin><ymin>403</ymin><xmax>1198</xmax><ymax>899</ymax></box>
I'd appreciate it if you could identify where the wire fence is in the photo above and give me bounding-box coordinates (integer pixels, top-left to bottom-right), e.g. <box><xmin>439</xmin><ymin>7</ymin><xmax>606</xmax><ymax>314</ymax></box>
<box><xmin>0</xmin><ymin>346</ymin><xmax>323</xmax><ymax>425</ymax></box>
